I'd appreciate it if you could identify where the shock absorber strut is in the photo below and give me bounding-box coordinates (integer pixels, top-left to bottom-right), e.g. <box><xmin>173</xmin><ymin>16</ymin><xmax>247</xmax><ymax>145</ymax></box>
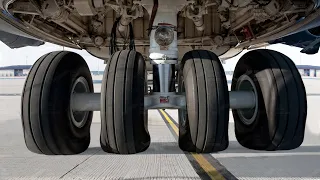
<box><xmin>153</xmin><ymin>64</ymin><xmax>175</xmax><ymax>92</ymax></box>
<box><xmin>149</xmin><ymin>8</ymin><xmax>178</xmax><ymax>93</ymax></box>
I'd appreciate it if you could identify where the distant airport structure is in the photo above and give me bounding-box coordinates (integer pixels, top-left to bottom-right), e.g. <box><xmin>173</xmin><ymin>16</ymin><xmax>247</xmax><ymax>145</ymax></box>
<box><xmin>0</xmin><ymin>65</ymin><xmax>31</xmax><ymax>77</ymax></box>
<box><xmin>1</xmin><ymin>64</ymin><xmax>320</xmax><ymax>77</ymax></box>
<box><xmin>296</xmin><ymin>65</ymin><xmax>320</xmax><ymax>77</ymax></box>
<box><xmin>0</xmin><ymin>65</ymin><xmax>105</xmax><ymax>77</ymax></box>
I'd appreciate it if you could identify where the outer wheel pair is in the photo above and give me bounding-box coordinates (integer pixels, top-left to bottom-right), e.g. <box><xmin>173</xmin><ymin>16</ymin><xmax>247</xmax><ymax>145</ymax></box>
<box><xmin>21</xmin><ymin>50</ymin><xmax>149</xmax><ymax>155</ymax></box>
<box><xmin>178</xmin><ymin>49</ymin><xmax>307</xmax><ymax>152</ymax></box>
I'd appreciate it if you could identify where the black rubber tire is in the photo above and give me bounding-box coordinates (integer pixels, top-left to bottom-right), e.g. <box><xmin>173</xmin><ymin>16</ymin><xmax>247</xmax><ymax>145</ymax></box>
<box><xmin>100</xmin><ymin>50</ymin><xmax>150</xmax><ymax>154</ymax></box>
<box><xmin>21</xmin><ymin>51</ymin><xmax>93</xmax><ymax>155</ymax></box>
<box><xmin>231</xmin><ymin>49</ymin><xmax>307</xmax><ymax>150</ymax></box>
<box><xmin>178</xmin><ymin>50</ymin><xmax>229</xmax><ymax>153</ymax></box>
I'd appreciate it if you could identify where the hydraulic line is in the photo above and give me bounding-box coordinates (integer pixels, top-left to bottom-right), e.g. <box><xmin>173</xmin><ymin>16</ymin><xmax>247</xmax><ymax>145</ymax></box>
<box><xmin>148</xmin><ymin>0</ymin><xmax>158</xmax><ymax>36</ymax></box>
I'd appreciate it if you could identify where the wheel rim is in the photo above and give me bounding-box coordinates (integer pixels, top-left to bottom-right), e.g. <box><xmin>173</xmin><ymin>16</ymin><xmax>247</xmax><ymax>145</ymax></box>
<box><xmin>235</xmin><ymin>74</ymin><xmax>258</xmax><ymax>126</ymax></box>
<box><xmin>70</xmin><ymin>77</ymin><xmax>90</xmax><ymax>128</ymax></box>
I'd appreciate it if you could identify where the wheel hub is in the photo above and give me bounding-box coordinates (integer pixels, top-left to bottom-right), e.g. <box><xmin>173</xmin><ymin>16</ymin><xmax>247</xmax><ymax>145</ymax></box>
<box><xmin>235</xmin><ymin>74</ymin><xmax>258</xmax><ymax>126</ymax></box>
<box><xmin>70</xmin><ymin>77</ymin><xmax>90</xmax><ymax>128</ymax></box>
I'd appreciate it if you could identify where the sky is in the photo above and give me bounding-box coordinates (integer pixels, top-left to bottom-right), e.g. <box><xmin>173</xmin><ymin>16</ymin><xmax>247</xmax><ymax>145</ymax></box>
<box><xmin>0</xmin><ymin>41</ymin><xmax>320</xmax><ymax>71</ymax></box>
<box><xmin>0</xmin><ymin>42</ymin><xmax>104</xmax><ymax>71</ymax></box>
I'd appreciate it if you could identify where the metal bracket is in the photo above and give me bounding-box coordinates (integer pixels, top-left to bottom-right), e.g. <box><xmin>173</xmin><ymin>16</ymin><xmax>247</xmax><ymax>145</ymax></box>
<box><xmin>74</xmin><ymin>0</ymin><xmax>97</xmax><ymax>16</ymax></box>
<box><xmin>182</xmin><ymin>2</ymin><xmax>207</xmax><ymax>31</ymax></box>
<box><xmin>105</xmin><ymin>0</ymin><xmax>143</xmax><ymax>32</ymax></box>
<box><xmin>144</xmin><ymin>92</ymin><xmax>186</xmax><ymax>109</ymax></box>
<box><xmin>150</xmin><ymin>59</ymin><xmax>178</xmax><ymax>64</ymax></box>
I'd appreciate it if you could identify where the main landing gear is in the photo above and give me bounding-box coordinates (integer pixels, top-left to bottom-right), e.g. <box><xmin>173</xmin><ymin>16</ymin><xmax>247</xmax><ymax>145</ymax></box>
<box><xmin>21</xmin><ymin>5</ymin><xmax>307</xmax><ymax>154</ymax></box>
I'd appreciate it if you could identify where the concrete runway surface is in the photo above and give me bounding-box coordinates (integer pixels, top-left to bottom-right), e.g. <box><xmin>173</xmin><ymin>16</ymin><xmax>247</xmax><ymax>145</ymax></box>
<box><xmin>1</xmin><ymin>77</ymin><xmax>320</xmax><ymax>180</ymax></box>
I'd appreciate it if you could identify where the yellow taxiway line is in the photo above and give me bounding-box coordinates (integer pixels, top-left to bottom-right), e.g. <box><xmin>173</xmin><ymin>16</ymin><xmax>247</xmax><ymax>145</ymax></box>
<box><xmin>159</xmin><ymin>109</ymin><xmax>225</xmax><ymax>180</ymax></box>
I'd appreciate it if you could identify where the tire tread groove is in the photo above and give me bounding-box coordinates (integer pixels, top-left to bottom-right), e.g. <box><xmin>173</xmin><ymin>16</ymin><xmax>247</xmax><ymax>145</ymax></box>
<box><xmin>24</xmin><ymin>54</ymin><xmax>50</xmax><ymax>154</ymax></box>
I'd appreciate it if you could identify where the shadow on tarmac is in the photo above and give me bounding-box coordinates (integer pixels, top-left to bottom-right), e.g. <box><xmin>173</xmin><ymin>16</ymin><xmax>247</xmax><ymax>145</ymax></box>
<box><xmin>80</xmin><ymin>141</ymin><xmax>320</xmax><ymax>155</ymax></box>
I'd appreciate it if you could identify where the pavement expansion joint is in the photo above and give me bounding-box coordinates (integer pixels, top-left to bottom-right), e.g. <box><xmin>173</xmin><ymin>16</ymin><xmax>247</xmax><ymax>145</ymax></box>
<box><xmin>59</xmin><ymin>149</ymin><xmax>102</xmax><ymax>179</ymax></box>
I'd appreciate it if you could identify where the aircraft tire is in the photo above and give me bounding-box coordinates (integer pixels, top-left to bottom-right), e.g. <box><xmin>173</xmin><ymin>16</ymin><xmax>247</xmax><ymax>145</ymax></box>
<box><xmin>21</xmin><ymin>51</ymin><xmax>93</xmax><ymax>155</ymax></box>
<box><xmin>100</xmin><ymin>50</ymin><xmax>150</xmax><ymax>154</ymax></box>
<box><xmin>231</xmin><ymin>49</ymin><xmax>307</xmax><ymax>150</ymax></box>
<box><xmin>178</xmin><ymin>50</ymin><xmax>229</xmax><ymax>153</ymax></box>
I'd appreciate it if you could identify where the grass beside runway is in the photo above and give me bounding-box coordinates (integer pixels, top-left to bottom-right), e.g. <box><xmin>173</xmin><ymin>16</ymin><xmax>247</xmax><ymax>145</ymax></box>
<box><xmin>158</xmin><ymin>109</ymin><xmax>238</xmax><ymax>180</ymax></box>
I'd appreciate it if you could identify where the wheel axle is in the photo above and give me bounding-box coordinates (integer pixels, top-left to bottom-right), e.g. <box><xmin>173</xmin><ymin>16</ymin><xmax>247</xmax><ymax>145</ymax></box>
<box><xmin>70</xmin><ymin>91</ymin><xmax>257</xmax><ymax>111</ymax></box>
<box><xmin>229</xmin><ymin>91</ymin><xmax>256</xmax><ymax>109</ymax></box>
<box><xmin>71</xmin><ymin>93</ymin><xmax>101</xmax><ymax>111</ymax></box>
